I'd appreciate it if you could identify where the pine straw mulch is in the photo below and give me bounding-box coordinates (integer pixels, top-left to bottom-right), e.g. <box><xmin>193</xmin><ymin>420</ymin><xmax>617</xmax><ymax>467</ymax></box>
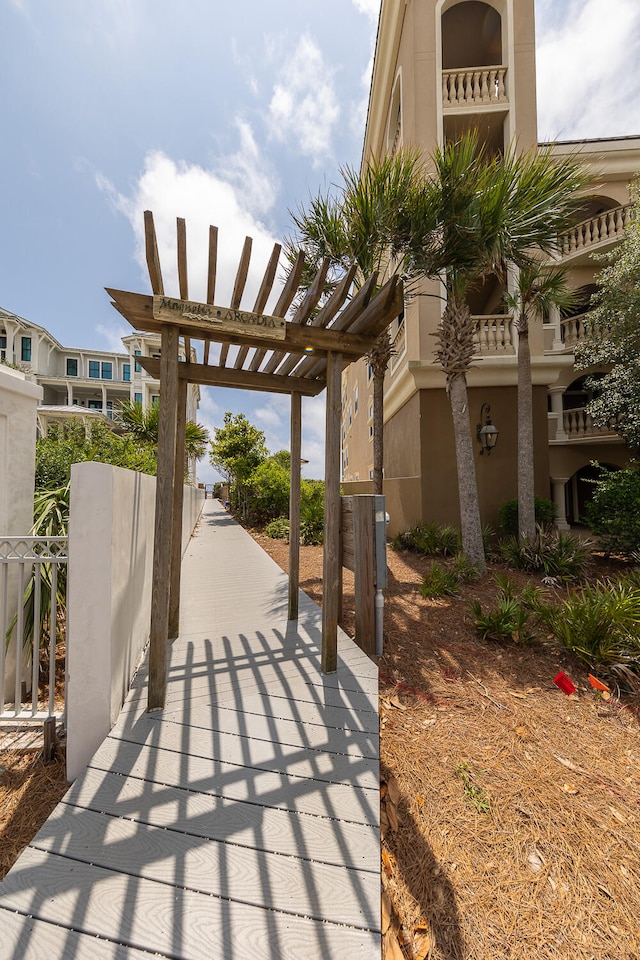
<box><xmin>250</xmin><ymin>529</ymin><xmax>640</xmax><ymax>960</ymax></box>
<box><xmin>0</xmin><ymin>735</ymin><xmax>68</xmax><ymax>882</ymax></box>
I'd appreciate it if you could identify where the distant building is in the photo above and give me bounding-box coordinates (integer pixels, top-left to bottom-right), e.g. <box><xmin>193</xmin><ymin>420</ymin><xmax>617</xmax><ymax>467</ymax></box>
<box><xmin>341</xmin><ymin>0</ymin><xmax>636</xmax><ymax>535</ymax></box>
<box><xmin>0</xmin><ymin>306</ymin><xmax>200</xmax><ymax>435</ymax></box>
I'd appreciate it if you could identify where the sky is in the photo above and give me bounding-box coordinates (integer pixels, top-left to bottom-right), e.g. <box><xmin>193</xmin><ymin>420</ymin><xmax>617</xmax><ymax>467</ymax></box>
<box><xmin>2</xmin><ymin>0</ymin><xmax>640</xmax><ymax>482</ymax></box>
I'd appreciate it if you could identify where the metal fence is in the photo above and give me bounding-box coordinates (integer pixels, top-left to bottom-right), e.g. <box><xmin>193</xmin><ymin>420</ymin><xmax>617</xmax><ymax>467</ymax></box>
<box><xmin>0</xmin><ymin>537</ymin><xmax>68</xmax><ymax>725</ymax></box>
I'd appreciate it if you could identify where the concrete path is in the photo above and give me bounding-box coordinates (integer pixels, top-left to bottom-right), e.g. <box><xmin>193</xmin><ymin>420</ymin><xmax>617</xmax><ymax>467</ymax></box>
<box><xmin>0</xmin><ymin>499</ymin><xmax>381</xmax><ymax>959</ymax></box>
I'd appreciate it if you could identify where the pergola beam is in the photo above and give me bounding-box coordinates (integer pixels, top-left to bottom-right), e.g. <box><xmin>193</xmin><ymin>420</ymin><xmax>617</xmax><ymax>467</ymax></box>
<box><xmin>138</xmin><ymin>357</ymin><xmax>324</xmax><ymax>396</ymax></box>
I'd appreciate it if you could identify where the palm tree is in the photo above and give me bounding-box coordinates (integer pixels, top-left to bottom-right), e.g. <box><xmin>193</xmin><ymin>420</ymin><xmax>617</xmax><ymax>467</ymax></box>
<box><xmin>288</xmin><ymin>151</ymin><xmax>429</xmax><ymax>493</ymax></box>
<box><xmin>505</xmin><ymin>263</ymin><xmax>579</xmax><ymax>540</ymax></box>
<box><xmin>405</xmin><ymin>135</ymin><xmax>590</xmax><ymax>569</ymax></box>
<box><xmin>117</xmin><ymin>399</ymin><xmax>209</xmax><ymax>466</ymax></box>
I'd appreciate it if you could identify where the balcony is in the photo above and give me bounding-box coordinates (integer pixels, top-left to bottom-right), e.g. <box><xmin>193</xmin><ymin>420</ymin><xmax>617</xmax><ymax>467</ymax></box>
<box><xmin>562</xmin><ymin>406</ymin><xmax>617</xmax><ymax>441</ymax></box>
<box><xmin>442</xmin><ymin>66</ymin><xmax>507</xmax><ymax>109</ymax></box>
<box><xmin>473</xmin><ymin>314</ymin><xmax>515</xmax><ymax>356</ymax></box>
<box><xmin>558</xmin><ymin>203</ymin><xmax>632</xmax><ymax>260</ymax></box>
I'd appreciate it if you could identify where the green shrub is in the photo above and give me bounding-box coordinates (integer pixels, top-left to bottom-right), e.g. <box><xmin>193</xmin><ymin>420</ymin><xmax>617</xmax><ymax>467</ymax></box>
<box><xmin>300</xmin><ymin>480</ymin><xmax>324</xmax><ymax>545</ymax></box>
<box><xmin>264</xmin><ymin>517</ymin><xmax>290</xmax><ymax>540</ymax></box>
<box><xmin>497</xmin><ymin>497</ymin><xmax>556</xmax><ymax>537</ymax></box>
<box><xmin>248</xmin><ymin>457</ymin><xmax>290</xmax><ymax>523</ymax></box>
<box><xmin>470</xmin><ymin>576</ymin><xmax>534</xmax><ymax>643</ymax></box>
<box><xmin>420</xmin><ymin>554</ymin><xmax>480</xmax><ymax>598</ymax></box>
<box><xmin>585</xmin><ymin>464</ymin><xmax>640</xmax><ymax>556</ymax></box>
<box><xmin>393</xmin><ymin>521</ymin><xmax>461</xmax><ymax>557</ymax></box>
<box><xmin>532</xmin><ymin>577</ymin><xmax>640</xmax><ymax>685</ymax></box>
<box><xmin>498</xmin><ymin>528</ymin><xmax>592</xmax><ymax>582</ymax></box>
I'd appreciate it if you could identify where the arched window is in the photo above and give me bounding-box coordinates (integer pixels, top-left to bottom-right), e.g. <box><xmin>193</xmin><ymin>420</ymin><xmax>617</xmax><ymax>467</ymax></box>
<box><xmin>442</xmin><ymin>1</ymin><xmax>502</xmax><ymax>70</ymax></box>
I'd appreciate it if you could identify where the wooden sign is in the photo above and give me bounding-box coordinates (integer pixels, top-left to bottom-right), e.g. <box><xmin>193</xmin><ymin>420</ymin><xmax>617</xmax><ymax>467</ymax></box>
<box><xmin>152</xmin><ymin>295</ymin><xmax>287</xmax><ymax>340</ymax></box>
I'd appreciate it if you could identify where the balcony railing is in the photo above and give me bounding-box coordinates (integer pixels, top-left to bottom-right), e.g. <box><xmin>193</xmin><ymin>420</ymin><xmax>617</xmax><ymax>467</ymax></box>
<box><xmin>442</xmin><ymin>66</ymin><xmax>507</xmax><ymax>108</ymax></box>
<box><xmin>390</xmin><ymin>320</ymin><xmax>406</xmax><ymax>371</ymax></box>
<box><xmin>562</xmin><ymin>407</ymin><xmax>617</xmax><ymax>440</ymax></box>
<box><xmin>473</xmin><ymin>314</ymin><xmax>515</xmax><ymax>355</ymax></box>
<box><xmin>559</xmin><ymin>203</ymin><xmax>632</xmax><ymax>258</ymax></box>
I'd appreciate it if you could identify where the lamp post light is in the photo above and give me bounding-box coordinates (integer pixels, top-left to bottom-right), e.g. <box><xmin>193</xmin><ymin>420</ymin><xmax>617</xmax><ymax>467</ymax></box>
<box><xmin>477</xmin><ymin>403</ymin><xmax>499</xmax><ymax>456</ymax></box>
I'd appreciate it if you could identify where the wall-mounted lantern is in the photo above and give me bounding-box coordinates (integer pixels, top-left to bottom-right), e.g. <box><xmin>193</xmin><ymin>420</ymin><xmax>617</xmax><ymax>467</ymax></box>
<box><xmin>476</xmin><ymin>402</ymin><xmax>499</xmax><ymax>456</ymax></box>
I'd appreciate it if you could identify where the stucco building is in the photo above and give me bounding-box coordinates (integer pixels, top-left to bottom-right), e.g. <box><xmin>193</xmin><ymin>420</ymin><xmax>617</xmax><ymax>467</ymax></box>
<box><xmin>341</xmin><ymin>0</ymin><xmax>637</xmax><ymax>536</ymax></box>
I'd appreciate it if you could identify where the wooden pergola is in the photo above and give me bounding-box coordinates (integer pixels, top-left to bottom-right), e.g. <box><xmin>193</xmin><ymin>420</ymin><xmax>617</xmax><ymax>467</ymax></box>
<box><xmin>108</xmin><ymin>212</ymin><xmax>403</xmax><ymax>711</ymax></box>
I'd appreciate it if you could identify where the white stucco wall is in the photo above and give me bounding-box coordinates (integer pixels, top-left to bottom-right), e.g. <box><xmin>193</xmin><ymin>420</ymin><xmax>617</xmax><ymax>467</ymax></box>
<box><xmin>66</xmin><ymin>461</ymin><xmax>204</xmax><ymax>780</ymax></box>
<box><xmin>0</xmin><ymin>365</ymin><xmax>42</xmax><ymax>701</ymax></box>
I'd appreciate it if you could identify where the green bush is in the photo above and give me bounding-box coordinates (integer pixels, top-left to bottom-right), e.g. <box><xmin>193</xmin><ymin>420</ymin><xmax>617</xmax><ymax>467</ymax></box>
<box><xmin>393</xmin><ymin>521</ymin><xmax>461</xmax><ymax>557</ymax></box>
<box><xmin>585</xmin><ymin>464</ymin><xmax>640</xmax><ymax>556</ymax></box>
<box><xmin>497</xmin><ymin>497</ymin><xmax>556</xmax><ymax>537</ymax></box>
<box><xmin>470</xmin><ymin>576</ymin><xmax>534</xmax><ymax>643</ymax></box>
<box><xmin>264</xmin><ymin>517</ymin><xmax>290</xmax><ymax>540</ymax></box>
<box><xmin>420</xmin><ymin>554</ymin><xmax>480</xmax><ymax>598</ymax></box>
<box><xmin>300</xmin><ymin>480</ymin><xmax>324</xmax><ymax>545</ymax></box>
<box><xmin>532</xmin><ymin>577</ymin><xmax>640</xmax><ymax>686</ymax></box>
<box><xmin>498</xmin><ymin>528</ymin><xmax>592</xmax><ymax>582</ymax></box>
<box><xmin>248</xmin><ymin>457</ymin><xmax>290</xmax><ymax>523</ymax></box>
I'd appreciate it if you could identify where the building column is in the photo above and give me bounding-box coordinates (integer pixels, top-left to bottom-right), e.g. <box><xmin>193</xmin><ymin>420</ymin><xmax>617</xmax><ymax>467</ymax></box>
<box><xmin>548</xmin><ymin>386</ymin><xmax>567</xmax><ymax>441</ymax></box>
<box><xmin>66</xmin><ymin>382</ymin><xmax>74</xmax><ymax>405</ymax></box>
<box><xmin>548</xmin><ymin>304</ymin><xmax>564</xmax><ymax>352</ymax></box>
<box><xmin>551</xmin><ymin>477</ymin><xmax>570</xmax><ymax>531</ymax></box>
<box><xmin>101</xmin><ymin>384</ymin><xmax>108</xmax><ymax>415</ymax></box>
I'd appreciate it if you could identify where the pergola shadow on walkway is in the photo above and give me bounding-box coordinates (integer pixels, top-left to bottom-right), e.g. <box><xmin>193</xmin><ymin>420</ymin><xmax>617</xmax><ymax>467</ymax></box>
<box><xmin>0</xmin><ymin>500</ymin><xmax>381</xmax><ymax>959</ymax></box>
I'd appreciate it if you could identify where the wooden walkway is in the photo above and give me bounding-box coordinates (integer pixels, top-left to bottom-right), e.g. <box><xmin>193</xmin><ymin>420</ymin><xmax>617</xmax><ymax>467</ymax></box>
<box><xmin>0</xmin><ymin>499</ymin><xmax>380</xmax><ymax>959</ymax></box>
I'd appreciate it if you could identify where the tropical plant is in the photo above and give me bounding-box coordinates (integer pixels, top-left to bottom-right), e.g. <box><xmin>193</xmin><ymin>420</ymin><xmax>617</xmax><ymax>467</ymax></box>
<box><xmin>498</xmin><ymin>528</ymin><xmax>592</xmax><ymax>582</ymax></box>
<box><xmin>287</xmin><ymin>151</ymin><xmax>427</xmax><ymax>495</ymax></box>
<box><xmin>117</xmin><ymin>399</ymin><xmax>209</xmax><ymax>465</ymax></box>
<box><xmin>504</xmin><ymin>263</ymin><xmax>580</xmax><ymax>539</ymax></box>
<box><xmin>470</xmin><ymin>576</ymin><xmax>534</xmax><ymax>644</ymax></box>
<box><xmin>392</xmin><ymin>521</ymin><xmax>461</xmax><ymax>557</ymax></box>
<box><xmin>420</xmin><ymin>554</ymin><xmax>480</xmax><ymax>598</ymax></box>
<box><xmin>300</xmin><ymin>480</ymin><xmax>325</xmax><ymax>545</ymax></box>
<box><xmin>406</xmin><ymin>136</ymin><xmax>590</xmax><ymax>570</ymax></box>
<box><xmin>585</xmin><ymin>463</ymin><xmax>640</xmax><ymax>556</ymax></box>
<box><xmin>532</xmin><ymin>577</ymin><xmax>640</xmax><ymax>687</ymax></box>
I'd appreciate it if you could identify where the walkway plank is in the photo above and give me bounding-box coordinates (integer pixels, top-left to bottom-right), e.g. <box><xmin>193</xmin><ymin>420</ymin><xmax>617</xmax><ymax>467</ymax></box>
<box><xmin>0</xmin><ymin>500</ymin><xmax>380</xmax><ymax>958</ymax></box>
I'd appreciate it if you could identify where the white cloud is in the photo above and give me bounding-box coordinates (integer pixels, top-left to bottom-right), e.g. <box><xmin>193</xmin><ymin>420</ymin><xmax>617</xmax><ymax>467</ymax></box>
<box><xmin>97</xmin><ymin>126</ymin><xmax>285</xmax><ymax>311</ymax></box>
<box><xmin>96</xmin><ymin>321</ymin><xmax>129</xmax><ymax>353</ymax></box>
<box><xmin>351</xmin><ymin>0</ymin><xmax>381</xmax><ymax>25</ymax></box>
<box><xmin>268</xmin><ymin>34</ymin><xmax>340</xmax><ymax>165</ymax></box>
<box><xmin>537</xmin><ymin>0</ymin><xmax>640</xmax><ymax>140</ymax></box>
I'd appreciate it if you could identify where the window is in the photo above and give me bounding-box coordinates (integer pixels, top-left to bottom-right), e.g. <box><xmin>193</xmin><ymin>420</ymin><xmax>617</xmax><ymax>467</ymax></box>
<box><xmin>367</xmin><ymin>363</ymin><xmax>373</xmax><ymax>382</ymax></box>
<box><xmin>66</xmin><ymin>358</ymin><xmax>78</xmax><ymax>377</ymax></box>
<box><xmin>88</xmin><ymin>400</ymin><xmax>102</xmax><ymax>410</ymax></box>
<box><xmin>369</xmin><ymin>469</ymin><xmax>374</xmax><ymax>480</ymax></box>
<box><xmin>354</xmin><ymin>385</ymin><xmax>359</xmax><ymax>414</ymax></box>
<box><xmin>123</xmin><ymin>363</ymin><xmax>131</xmax><ymax>382</ymax></box>
<box><xmin>134</xmin><ymin>392</ymin><xmax>142</xmax><ymax>404</ymax></box>
<box><xmin>348</xmin><ymin>404</ymin><xmax>353</xmax><ymax>426</ymax></box>
<box><xmin>134</xmin><ymin>349</ymin><xmax>141</xmax><ymax>373</ymax></box>
<box><xmin>368</xmin><ymin>401</ymin><xmax>374</xmax><ymax>420</ymax></box>
<box><xmin>369</xmin><ymin>425</ymin><xmax>374</xmax><ymax>439</ymax></box>
<box><xmin>89</xmin><ymin>361</ymin><xmax>100</xmax><ymax>378</ymax></box>
<box><xmin>151</xmin><ymin>395</ymin><xmax>159</xmax><ymax>406</ymax></box>
<box><xmin>21</xmin><ymin>337</ymin><xmax>31</xmax><ymax>362</ymax></box>
<box><xmin>106</xmin><ymin>401</ymin><xmax>113</xmax><ymax>419</ymax></box>
<box><xmin>101</xmin><ymin>361</ymin><xmax>112</xmax><ymax>380</ymax></box>
<box><xmin>0</xmin><ymin>334</ymin><xmax>6</xmax><ymax>360</ymax></box>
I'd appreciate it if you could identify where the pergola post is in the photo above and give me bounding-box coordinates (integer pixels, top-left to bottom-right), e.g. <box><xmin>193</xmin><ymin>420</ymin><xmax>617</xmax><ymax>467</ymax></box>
<box><xmin>148</xmin><ymin>323</ymin><xmax>179</xmax><ymax>711</ymax></box>
<box><xmin>288</xmin><ymin>391</ymin><xmax>302</xmax><ymax>621</ymax></box>
<box><xmin>322</xmin><ymin>351</ymin><xmax>342</xmax><ymax>674</ymax></box>
<box><xmin>168</xmin><ymin>377</ymin><xmax>187</xmax><ymax>638</ymax></box>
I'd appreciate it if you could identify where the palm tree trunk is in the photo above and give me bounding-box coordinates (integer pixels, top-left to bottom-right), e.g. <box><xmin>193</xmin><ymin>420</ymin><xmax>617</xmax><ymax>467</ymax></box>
<box><xmin>369</xmin><ymin>332</ymin><xmax>393</xmax><ymax>496</ymax></box>
<box><xmin>517</xmin><ymin>325</ymin><xmax>536</xmax><ymax>539</ymax></box>
<box><xmin>448</xmin><ymin>375</ymin><xmax>486</xmax><ymax>570</ymax></box>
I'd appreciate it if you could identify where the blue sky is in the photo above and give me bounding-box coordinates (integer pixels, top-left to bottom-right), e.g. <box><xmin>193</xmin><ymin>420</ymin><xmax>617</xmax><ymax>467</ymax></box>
<box><xmin>2</xmin><ymin>0</ymin><xmax>640</xmax><ymax>482</ymax></box>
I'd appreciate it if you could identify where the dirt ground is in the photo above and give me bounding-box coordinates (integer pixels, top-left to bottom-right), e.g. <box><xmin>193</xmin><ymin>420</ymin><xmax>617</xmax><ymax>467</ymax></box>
<box><xmin>2</xmin><ymin>534</ymin><xmax>639</xmax><ymax>960</ymax></box>
<box><xmin>252</xmin><ymin>531</ymin><xmax>640</xmax><ymax>960</ymax></box>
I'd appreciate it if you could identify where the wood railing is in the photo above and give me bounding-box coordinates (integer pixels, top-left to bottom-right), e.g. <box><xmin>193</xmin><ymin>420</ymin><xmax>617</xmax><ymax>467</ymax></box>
<box><xmin>559</xmin><ymin>203</ymin><xmax>632</xmax><ymax>258</ymax></box>
<box><xmin>473</xmin><ymin>314</ymin><xmax>515</xmax><ymax>355</ymax></box>
<box><xmin>442</xmin><ymin>66</ymin><xmax>507</xmax><ymax>107</ymax></box>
